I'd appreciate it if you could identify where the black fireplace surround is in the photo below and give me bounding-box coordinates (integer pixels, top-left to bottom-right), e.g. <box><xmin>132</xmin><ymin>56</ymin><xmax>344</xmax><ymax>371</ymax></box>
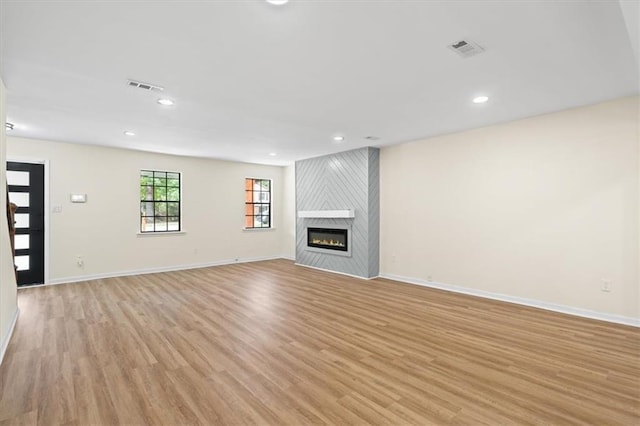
<box><xmin>307</xmin><ymin>227</ymin><xmax>348</xmax><ymax>252</ymax></box>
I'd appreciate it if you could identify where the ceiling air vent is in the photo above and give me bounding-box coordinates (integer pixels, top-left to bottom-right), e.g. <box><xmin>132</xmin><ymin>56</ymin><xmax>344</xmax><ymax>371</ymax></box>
<box><xmin>127</xmin><ymin>79</ymin><xmax>164</xmax><ymax>92</ymax></box>
<box><xmin>447</xmin><ymin>39</ymin><xmax>484</xmax><ymax>58</ymax></box>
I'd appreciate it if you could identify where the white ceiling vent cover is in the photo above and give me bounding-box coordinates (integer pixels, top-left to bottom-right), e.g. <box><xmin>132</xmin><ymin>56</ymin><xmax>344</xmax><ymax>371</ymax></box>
<box><xmin>127</xmin><ymin>79</ymin><xmax>164</xmax><ymax>92</ymax></box>
<box><xmin>447</xmin><ymin>39</ymin><xmax>485</xmax><ymax>58</ymax></box>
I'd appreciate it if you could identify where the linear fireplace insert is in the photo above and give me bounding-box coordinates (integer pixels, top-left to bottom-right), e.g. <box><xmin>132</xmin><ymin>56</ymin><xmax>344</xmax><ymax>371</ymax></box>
<box><xmin>307</xmin><ymin>227</ymin><xmax>348</xmax><ymax>252</ymax></box>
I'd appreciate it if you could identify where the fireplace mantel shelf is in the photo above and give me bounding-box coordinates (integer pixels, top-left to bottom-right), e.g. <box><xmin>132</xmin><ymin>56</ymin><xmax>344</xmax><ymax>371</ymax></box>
<box><xmin>298</xmin><ymin>210</ymin><xmax>355</xmax><ymax>219</ymax></box>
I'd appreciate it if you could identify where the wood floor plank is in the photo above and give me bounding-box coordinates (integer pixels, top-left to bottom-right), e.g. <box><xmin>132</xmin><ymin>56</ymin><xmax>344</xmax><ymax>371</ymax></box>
<box><xmin>0</xmin><ymin>259</ymin><xmax>638</xmax><ymax>425</ymax></box>
<box><xmin>71</xmin><ymin>356</ymin><xmax>119</xmax><ymax>425</ymax></box>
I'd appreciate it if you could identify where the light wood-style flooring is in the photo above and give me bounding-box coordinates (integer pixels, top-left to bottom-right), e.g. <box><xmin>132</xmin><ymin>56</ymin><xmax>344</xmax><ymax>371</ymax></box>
<box><xmin>0</xmin><ymin>259</ymin><xmax>638</xmax><ymax>425</ymax></box>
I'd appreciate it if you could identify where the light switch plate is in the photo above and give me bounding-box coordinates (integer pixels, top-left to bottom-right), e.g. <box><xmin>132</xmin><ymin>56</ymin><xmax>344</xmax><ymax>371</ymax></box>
<box><xmin>70</xmin><ymin>194</ymin><xmax>87</xmax><ymax>203</ymax></box>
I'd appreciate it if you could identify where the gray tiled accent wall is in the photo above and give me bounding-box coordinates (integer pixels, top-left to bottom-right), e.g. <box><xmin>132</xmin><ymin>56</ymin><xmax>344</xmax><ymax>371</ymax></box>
<box><xmin>295</xmin><ymin>147</ymin><xmax>380</xmax><ymax>278</ymax></box>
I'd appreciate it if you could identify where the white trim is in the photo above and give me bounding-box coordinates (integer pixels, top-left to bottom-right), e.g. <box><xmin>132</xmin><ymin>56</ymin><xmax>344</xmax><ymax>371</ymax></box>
<box><xmin>242</xmin><ymin>227</ymin><xmax>276</xmax><ymax>232</ymax></box>
<box><xmin>295</xmin><ymin>262</ymin><xmax>378</xmax><ymax>280</ymax></box>
<box><xmin>5</xmin><ymin>157</ymin><xmax>46</xmax><ymax>165</ymax></box>
<box><xmin>379</xmin><ymin>273</ymin><xmax>640</xmax><ymax>328</ymax></box>
<box><xmin>298</xmin><ymin>209</ymin><xmax>354</xmax><ymax>218</ymax></box>
<box><xmin>0</xmin><ymin>307</ymin><xmax>19</xmax><ymax>366</ymax></box>
<box><xmin>45</xmin><ymin>255</ymin><xmax>285</xmax><ymax>285</ymax></box>
<box><xmin>44</xmin><ymin>160</ymin><xmax>50</xmax><ymax>284</ymax></box>
<box><xmin>136</xmin><ymin>231</ymin><xmax>186</xmax><ymax>237</ymax></box>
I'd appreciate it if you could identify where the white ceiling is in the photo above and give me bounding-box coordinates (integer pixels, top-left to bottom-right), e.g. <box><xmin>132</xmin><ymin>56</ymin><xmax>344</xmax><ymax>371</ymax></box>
<box><xmin>1</xmin><ymin>0</ymin><xmax>638</xmax><ymax>166</ymax></box>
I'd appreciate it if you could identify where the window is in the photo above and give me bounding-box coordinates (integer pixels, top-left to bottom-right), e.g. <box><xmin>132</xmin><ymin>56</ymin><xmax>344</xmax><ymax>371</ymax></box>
<box><xmin>140</xmin><ymin>170</ymin><xmax>181</xmax><ymax>232</ymax></box>
<box><xmin>245</xmin><ymin>178</ymin><xmax>271</xmax><ymax>228</ymax></box>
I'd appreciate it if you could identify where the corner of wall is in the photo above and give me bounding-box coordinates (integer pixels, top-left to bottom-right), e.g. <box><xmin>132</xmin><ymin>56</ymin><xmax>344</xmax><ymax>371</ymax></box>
<box><xmin>636</xmin><ymin>95</ymin><xmax>640</xmax><ymax>319</ymax></box>
<box><xmin>367</xmin><ymin>147</ymin><xmax>380</xmax><ymax>278</ymax></box>
<box><xmin>0</xmin><ymin>78</ymin><xmax>19</xmax><ymax>364</ymax></box>
<box><xmin>281</xmin><ymin>164</ymin><xmax>296</xmax><ymax>259</ymax></box>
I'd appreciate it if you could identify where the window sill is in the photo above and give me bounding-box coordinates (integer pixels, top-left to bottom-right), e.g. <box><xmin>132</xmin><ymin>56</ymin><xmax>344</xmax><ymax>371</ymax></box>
<box><xmin>137</xmin><ymin>231</ymin><xmax>187</xmax><ymax>237</ymax></box>
<box><xmin>242</xmin><ymin>227</ymin><xmax>276</xmax><ymax>232</ymax></box>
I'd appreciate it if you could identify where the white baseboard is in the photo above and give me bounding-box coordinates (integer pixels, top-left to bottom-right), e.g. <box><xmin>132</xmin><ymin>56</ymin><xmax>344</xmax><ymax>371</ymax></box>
<box><xmin>380</xmin><ymin>273</ymin><xmax>640</xmax><ymax>328</ymax></box>
<box><xmin>28</xmin><ymin>257</ymin><xmax>640</xmax><ymax>327</ymax></box>
<box><xmin>0</xmin><ymin>307</ymin><xmax>19</xmax><ymax>366</ymax></box>
<box><xmin>45</xmin><ymin>256</ymin><xmax>287</xmax><ymax>286</ymax></box>
<box><xmin>295</xmin><ymin>262</ymin><xmax>379</xmax><ymax>280</ymax></box>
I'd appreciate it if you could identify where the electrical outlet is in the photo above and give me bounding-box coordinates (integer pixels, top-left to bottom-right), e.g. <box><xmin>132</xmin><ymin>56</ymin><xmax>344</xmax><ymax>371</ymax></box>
<box><xmin>76</xmin><ymin>255</ymin><xmax>84</xmax><ymax>267</ymax></box>
<box><xmin>601</xmin><ymin>279</ymin><xmax>611</xmax><ymax>292</ymax></box>
<box><xmin>427</xmin><ymin>275</ymin><xmax>433</xmax><ymax>282</ymax></box>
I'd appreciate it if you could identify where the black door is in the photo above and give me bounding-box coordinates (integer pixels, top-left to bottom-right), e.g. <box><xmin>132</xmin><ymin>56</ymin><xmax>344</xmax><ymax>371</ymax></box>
<box><xmin>7</xmin><ymin>162</ymin><xmax>45</xmax><ymax>286</ymax></box>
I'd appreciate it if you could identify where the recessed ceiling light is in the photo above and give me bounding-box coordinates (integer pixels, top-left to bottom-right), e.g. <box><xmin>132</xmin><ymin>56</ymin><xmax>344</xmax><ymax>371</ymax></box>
<box><xmin>157</xmin><ymin>98</ymin><xmax>175</xmax><ymax>106</ymax></box>
<box><xmin>473</xmin><ymin>95</ymin><xmax>489</xmax><ymax>104</ymax></box>
<box><xmin>266</xmin><ymin>0</ymin><xmax>289</xmax><ymax>5</ymax></box>
<box><xmin>5</xmin><ymin>122</ymin><xmax>14</xmax><ymax>131</ymax></box>
<box><xmin>333</xmin><ymin>135</ymin><xmax>345</xmax><ymax>142</ymax></box>
<box><xmin>124</xmin><ymin>131</ymin><xmax>136</xmax><ymax>136</ymax></box>
<box><xmin>268</xmin><ymin>152</ymin><xmax>277</xmax><ymax>156</ymax></box>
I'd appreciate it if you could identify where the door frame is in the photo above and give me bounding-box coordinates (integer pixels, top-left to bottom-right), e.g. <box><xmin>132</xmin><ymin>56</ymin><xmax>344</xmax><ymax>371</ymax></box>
<box><xmin>7</xmin><ymin>157</ymin><xmax>49</xmax><ymax>286</ymax></box>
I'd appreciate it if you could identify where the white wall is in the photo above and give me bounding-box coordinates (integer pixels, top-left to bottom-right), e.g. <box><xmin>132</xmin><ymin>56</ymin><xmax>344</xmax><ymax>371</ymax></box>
<box><xmin>380</xmin><ymin>96</ymin><xmax>639</xmax><ymax>322</ymax></box>
<box><xmin>7</xmin><ymin>137</ymin><xmax>289</xmax><ymax>282</ymax></box>
<box><xmin>0</xmin><ymin>79</ymin><xmax>19</xmax><ymax>363</ymax></box>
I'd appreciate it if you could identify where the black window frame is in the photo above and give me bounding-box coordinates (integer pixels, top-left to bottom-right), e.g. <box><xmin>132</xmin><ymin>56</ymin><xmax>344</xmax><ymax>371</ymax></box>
<box><xmin>245</xmin><ymin>178</ymin><xmax>272</xmax><ymax>229</ymax></box>
<box><xmin>140</xmin><ymin>170</ymin><xmax>181</xmax><ymax>233</ymax></box>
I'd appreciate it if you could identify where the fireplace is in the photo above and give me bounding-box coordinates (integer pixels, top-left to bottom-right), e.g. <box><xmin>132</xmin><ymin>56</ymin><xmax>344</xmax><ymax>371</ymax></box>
<box><xmin>307</xmin><ymin>227</ymin><xmax>349</xmax><ymax>253</ymax></box>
